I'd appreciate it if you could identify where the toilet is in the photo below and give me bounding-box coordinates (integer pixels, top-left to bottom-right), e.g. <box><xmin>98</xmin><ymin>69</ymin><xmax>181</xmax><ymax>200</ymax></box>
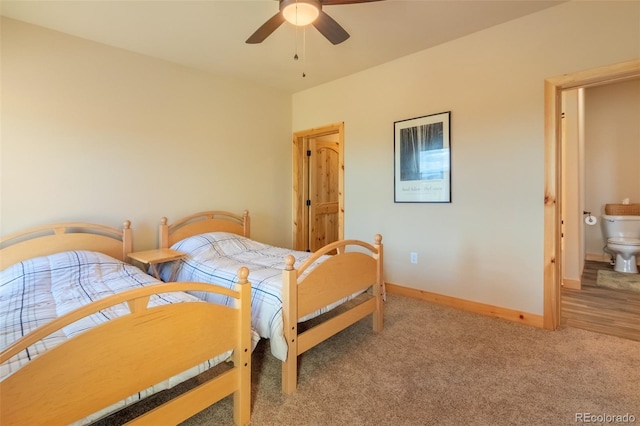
<box><xmin>601</xmin><ymin>214</ymin><xmax>640</xmax><ymax>273</ymax></box>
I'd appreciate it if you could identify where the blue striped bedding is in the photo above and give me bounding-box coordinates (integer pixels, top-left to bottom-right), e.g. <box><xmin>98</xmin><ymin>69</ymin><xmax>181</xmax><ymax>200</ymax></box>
<box><xmin>158</xmin><ymin>232</ymin><xmax>363</xmax><ymax>362</ymax></box>
<box><xmin>0</xmin><ymin>250</ymin><xmax>256</xmax><ymax>424</ymax></box>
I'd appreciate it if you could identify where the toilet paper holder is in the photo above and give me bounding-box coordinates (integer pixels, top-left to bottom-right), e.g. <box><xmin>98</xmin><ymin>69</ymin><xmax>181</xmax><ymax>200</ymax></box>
<box><xmin>583</xmin><ymin>211</ymin><xmax>597</xmax><ymax>225</ymax></box>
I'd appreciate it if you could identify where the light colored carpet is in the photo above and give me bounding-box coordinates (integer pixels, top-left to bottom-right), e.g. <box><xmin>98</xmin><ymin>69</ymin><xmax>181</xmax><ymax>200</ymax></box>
<box><xmin>597</xmin><ymin>269</ymin><xmax>640</xmax><ymax>293</ymax></box>
<box><xmin>95</xmin><ymin>295</ymin><xmax>640</xmax><ymax>425</ymax></box>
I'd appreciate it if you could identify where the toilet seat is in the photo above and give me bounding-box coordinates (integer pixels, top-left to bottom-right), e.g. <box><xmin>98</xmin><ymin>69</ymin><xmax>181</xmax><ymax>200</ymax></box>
<box><xmin>608</xmin><ymin>237</ymin><xmax>640</xmax><ymax>246</ymax></box>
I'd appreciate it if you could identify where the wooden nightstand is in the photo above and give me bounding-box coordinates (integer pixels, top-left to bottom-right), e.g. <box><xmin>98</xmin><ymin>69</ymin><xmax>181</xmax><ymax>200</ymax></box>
<box><xmin>127</xmin><ymin>248</ymin><xmax>186</xmax><ymax>281</ymax></box>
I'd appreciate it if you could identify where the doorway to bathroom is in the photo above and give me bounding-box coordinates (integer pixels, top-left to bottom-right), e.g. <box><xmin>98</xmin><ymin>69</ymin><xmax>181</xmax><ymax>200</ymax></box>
<box><xmin>560</xmin><ymin>79</ymin><xmax>640</xmax><ymax>288</ymax></box>
<box><xmin>559</xmin><ymin>81</ymin><xmax>640</xmax><ymax>341</ymax></box>
<box><xmin>543</xmin><ymin>58</ymin><xmax>640</xmax><ymax>333</ymax></box>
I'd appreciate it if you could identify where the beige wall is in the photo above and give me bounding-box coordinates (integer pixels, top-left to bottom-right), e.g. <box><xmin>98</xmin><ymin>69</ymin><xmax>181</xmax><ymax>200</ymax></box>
<box><xmin>1</xmin><ymin>17</ymin><xmax>293</xmax><ymax>250</ymax></box>
<box><xmin>584</xmin><ymin>78</ymin><xmax>640</xmax><ymax>257</ymax></box>
<box><xmin>2</xmin><ymin>2</ymin><xmax>639</xmax><ymax>317</ymax></box>
<box><xmin>291</xmin><ymin>1</ymin><xmax>640</xmax><ymax>315</ymax></box>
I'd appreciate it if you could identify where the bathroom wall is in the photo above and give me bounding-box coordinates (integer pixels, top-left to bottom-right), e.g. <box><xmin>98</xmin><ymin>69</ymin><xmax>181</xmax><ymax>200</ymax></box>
<box><xmin>584</xmin><ymin>78</ymin><xmax>640</xmax><ymax>260</ymax></box>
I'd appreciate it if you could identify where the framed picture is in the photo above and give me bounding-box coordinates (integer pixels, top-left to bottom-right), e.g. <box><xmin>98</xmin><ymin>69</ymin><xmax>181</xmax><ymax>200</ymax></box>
<box><xmin>394</xmin><ymin>111</ymin><xmax>451</xmax><ymax>203</ymax></box>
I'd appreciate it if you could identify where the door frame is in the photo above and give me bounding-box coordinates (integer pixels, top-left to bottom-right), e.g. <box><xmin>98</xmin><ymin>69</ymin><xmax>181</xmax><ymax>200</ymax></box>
<box><xmin>292</xmin><ymin>122</ymin><xmax>344</xmax><ymax>251</ymax></box>
<box><xmin>543</xmin><ymin>58</ymin><xmax>640</xmax><ymax>330</ymax></box>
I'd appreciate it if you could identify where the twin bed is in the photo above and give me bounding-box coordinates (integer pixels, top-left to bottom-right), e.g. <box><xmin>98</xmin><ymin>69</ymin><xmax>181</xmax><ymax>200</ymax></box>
<box><xmin>157</xmin><ymin>210</ymin><xmax>385</xmax><ymax>394</ymax></box>
<box><xmin>0</xmin><ymin>221</ymin><xmax>252</xmax><ymax>425</ymax></box>
<box><xmin>0</xmin><ymin>210</ymin><xmax>384</xmax><ymax>423</ymax></box>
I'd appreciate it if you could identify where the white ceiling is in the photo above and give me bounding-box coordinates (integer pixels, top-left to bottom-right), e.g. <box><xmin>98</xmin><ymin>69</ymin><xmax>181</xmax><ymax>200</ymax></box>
<box><xmin>1</xmin><ymin>0</ymin><xmax>565</xmax><ymax>93</ymax></box>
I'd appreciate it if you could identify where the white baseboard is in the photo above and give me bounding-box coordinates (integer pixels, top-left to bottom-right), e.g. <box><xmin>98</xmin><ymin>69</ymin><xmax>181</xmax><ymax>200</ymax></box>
<box><xmin>562</xmin><ymin>278</ymin><xmax>581</xmax><ymax>289</ymax></box>
<box><xmin>586</xmin><ymin>253</ymin><xmax>609</xmax><ymax>262</ymax></box>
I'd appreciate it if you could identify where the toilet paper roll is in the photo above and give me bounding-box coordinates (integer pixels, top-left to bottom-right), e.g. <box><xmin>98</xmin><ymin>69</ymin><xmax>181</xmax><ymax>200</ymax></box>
<box><xmin>585</xmin><ymin>215</ymin><xmax>597</xmax><ymax>226</ymax></box>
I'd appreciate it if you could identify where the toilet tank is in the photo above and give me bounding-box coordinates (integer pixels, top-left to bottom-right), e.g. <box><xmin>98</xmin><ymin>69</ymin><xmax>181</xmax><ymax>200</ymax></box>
<box><xmin>601</xmin><ymin>215</ymin><xmax>640</xmax><ymax>239</ymax></box>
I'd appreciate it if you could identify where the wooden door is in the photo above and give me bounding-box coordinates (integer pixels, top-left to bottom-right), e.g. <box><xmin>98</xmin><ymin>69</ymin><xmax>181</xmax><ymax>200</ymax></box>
<box><xmin>308</xmin><ymin>138</ymin><xmax>340</xmax><ymax>252</ymax></box>
<box><xmin>292</xmin><ymin>123</ymin><xmax>344</xmax><ymax>252</ymax></box>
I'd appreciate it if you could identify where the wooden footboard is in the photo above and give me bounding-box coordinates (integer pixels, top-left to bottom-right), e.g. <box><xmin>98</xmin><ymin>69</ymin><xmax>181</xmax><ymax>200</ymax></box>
<box><xmin>0</xmin><ymin>275</ymin><xmax>252</xmax><ymax>426</ymax></box>
<box><xmin>281</xmin><ymin>235</ymin><xmax>384</xmax><ymax>394</ymax></box>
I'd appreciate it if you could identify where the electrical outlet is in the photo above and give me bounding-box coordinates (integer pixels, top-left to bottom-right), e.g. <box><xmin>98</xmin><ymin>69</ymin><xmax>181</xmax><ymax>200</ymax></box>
<box><xmin>410</xmin><ymin>252</ymin><xmax>418</xmax><ymax>264</ymax></box>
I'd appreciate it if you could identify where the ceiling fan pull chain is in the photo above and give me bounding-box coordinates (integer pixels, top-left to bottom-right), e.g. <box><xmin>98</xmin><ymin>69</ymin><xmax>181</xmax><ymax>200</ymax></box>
<box><xmin>294</xmin><ymin>25</ymin><xmax>299</xmax><ymax>60</ymax></box>
<box><xmin>302</xmin><ymin>27</ymin><xmax>307</xmax><ymax>78</ymax></box>
<box><xmin>290</xmin><ymin>13</ymin><xmax>307</xmax><ymax>77</ymax></box>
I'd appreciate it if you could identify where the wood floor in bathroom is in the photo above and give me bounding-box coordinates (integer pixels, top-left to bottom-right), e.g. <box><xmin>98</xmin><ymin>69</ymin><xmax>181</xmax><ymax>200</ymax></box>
<box><xmin>561</xmin><ymin>260</ymin><xmax>640</xmax><ymax>342</ymax></box>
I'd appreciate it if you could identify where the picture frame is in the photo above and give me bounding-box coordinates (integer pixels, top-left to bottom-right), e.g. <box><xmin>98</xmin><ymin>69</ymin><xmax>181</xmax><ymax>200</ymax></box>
<box><xmin>394</xmin><ymin>111</ymin><xmax>451</xmax><ymax>203</ymax></box>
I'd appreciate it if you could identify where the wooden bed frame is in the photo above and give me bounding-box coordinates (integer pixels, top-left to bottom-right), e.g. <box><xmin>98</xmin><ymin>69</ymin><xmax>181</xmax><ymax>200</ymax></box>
<box><xmin>0</xmin><ymin>221</ymin><xmax>252</xmax><ymax>425</ymax></box>
<box><xmin>159</xmin><ymin>210</ymin><xmax>384</xmax><ymax>394</ymax></box>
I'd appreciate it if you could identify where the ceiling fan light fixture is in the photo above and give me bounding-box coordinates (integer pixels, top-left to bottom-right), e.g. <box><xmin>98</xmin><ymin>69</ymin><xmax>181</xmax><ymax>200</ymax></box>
<box><xmin>281</xmin><ymin>0</ymin><xmax>321</xmax><ymax>27</ymax></box>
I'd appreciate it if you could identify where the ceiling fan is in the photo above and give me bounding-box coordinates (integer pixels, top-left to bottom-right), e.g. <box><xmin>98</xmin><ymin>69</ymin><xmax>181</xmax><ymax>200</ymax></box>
<box><xmin>246</xmin><ymin>0</ymin><xmax>383</xmax><ymax>45</ymax></box>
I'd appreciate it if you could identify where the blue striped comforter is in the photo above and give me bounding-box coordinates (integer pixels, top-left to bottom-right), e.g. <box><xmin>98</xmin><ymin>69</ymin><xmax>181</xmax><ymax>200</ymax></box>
<box><xmin>0</xmin><ymin>250</ymin><xmax>249</xmax><ymax>424</ymax></box>
<box><xmin>159</xmin><ymin>232</ymin><xmax>362</xmax><ymax>361</ymax></box>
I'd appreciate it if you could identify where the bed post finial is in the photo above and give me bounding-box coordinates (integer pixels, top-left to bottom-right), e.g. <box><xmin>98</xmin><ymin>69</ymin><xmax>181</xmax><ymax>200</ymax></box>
<box><xmin>284</xmin><ymin>255</ymin><xmax>295</xmax><ymax>271</ymax></box>
<box><xmin>123</xmin><ymin>220</ymin><xmax>131</xmax><ymax>229</ymax></box>
<box><xmin>237</xmin><ymin>266</ymin><xmax>250</xmax><ymax>283</ymax></box>
<box><xmin>374</xmin><ymin>234</ymin><xmax>382</xmax><ymax>244</ymax></box>
<box><xmin>160</xmin><ymin>217</ymin><xmax>168</xmax><ymax>226</ymax></box>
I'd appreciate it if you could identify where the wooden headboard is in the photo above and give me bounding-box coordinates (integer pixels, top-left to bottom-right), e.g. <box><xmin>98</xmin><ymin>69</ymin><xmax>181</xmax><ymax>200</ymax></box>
<box><xmin>159</xmin><ymin>210</ymin><xmax>250</xmax><ymax>248</ymax></box>
<box><xmin>0</xmin><ymin>221</ymin><xmax>133</xmax><ymax>270</ymax></box>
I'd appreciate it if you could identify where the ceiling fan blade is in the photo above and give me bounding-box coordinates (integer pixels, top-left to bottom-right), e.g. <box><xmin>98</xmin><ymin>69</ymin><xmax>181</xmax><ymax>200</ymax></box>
<box><xmin>246</xmin><ymin>12</ymin><xmax>286</xmax><ymax>44</ymax></box>
<box><xmin>312</xmin><ymin>11</ymin><xmax>350</xmax><ymax>45</ymax></box>
<box><xmin>321</xmin><ymin>0</ymin><xmax>384</xmax><ymax>5</ymax></box>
